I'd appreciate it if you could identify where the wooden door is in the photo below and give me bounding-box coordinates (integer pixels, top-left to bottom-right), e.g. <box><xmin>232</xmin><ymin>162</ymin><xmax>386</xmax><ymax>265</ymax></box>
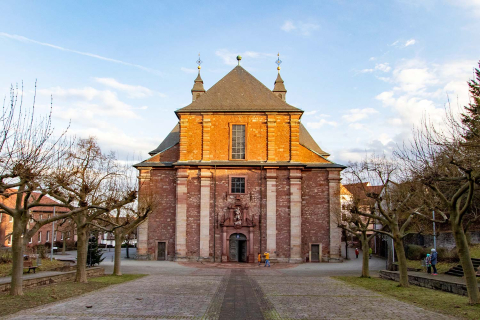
<box><xmin>157</xmin><ymin>242</ymin><xmax>166</xmax><ymax>261</ymax></box>
<box><xmin>311</xmin><ymin>244</ymin><xmax>320</xmax><ymax>262</ymax></box>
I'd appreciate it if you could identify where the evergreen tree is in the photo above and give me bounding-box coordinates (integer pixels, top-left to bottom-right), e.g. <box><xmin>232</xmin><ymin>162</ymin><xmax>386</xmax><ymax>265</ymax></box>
<box><xmin>86</xmin><ymin>234</ymin><xmax>104</xmax><ymax>267</ymax></box>
<box><xmin>461</xmin><ymin>60</ymin><xmax>480</xmax><ymax>140</ymax></box>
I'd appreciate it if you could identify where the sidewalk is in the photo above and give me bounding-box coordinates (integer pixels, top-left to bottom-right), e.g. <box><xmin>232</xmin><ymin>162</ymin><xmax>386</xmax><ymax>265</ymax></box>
<box><xmin>380</xmin><ymin>270</ymin><xmax>480</xmax><ymax>296</ymax></box>
<box><xmin>0</xmin><ymin>271</ymin><xmax>64</xmax><ymax>285</ymax></box>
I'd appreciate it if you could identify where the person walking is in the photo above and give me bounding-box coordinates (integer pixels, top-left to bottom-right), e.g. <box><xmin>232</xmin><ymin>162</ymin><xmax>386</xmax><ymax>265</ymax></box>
<box><xmin>369</xmin><ymin>247</ymin><xmax>373</xmax><ymax>259</ymax></box>
<box><xmin>425</xmin><ymin>253</ymin><xmax>432</xmax><ymax>274</ymax></box>
<box><xmin>355</xmin><ymin>248</ymin><xmax>359</xmax><ymax>259</ymax></box>
<box><xmin>431</xmin><ymin>248</ymin><xmax>438</xmax><ymax>275</ymax></box>
<box><xmin>258</xmin><ymin>253</ymin><xmax>262</xmax><ymax>266</ymax></box>
<box><xmin>264</xmin><ymin>252</ymin><xmax>271</xmax><ymax>267</ymax></box>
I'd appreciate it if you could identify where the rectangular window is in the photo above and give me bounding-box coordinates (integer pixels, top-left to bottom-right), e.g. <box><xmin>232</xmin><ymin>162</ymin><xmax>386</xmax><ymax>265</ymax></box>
<box><xmin>29</xmin><ymin>237</ymin><xmax>32</xmax><ymax>244</ymax></box>
<box><xmin>38</xmin><ymin>231</ymin><xmax>42</xmax><ymax>243</ymax></box>
<box><xmin>67</xmin><ymin>231</ymin><xmax>71</xmax><ymax>239</ymax></box>
<box><xmin>8</xmin><ymin>235</ymin><xmax>12</xmax><ymax>245</ymax></box>
<box><xmin>9</xmin><ymin>215</ymin><xmax>13</xmax><ymax>222</ymax></box>
<box><xmin>61</xmin><ymin>233</ymin><xmax>64</xmax><ymax>241</ymax></box>
<box><xmin>46</xmin><ymin>231</ymin><xmax>50</xmax><ymax>242</ymax></box>
<box><xmin>230</xmin><ymin>177</ymin><xmax>246</xmax><ymax>194</ymax></box>
<box><xmin>231</xmin><ymin>124</ymin><xmax>246</xmax><ymax>160</ymax></box>
<box><xmin>39</xmin><ymin>214</ymin><xmax>43</xmax><ymax>220</ymax></box>
<box><xmin>54</xmin><ymin>232</ymin><xmax>57</xmax><ymax>241</ymax></box>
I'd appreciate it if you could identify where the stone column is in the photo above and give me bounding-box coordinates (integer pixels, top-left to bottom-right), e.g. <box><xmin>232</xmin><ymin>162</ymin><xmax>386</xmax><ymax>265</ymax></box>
<box><xmin>328</xmin><ymin>169</ymin><xmax>342</xmax><ymax>260</ymax></box>
<box><xmin>289</xmin><ymin>168</ymin><xmax>302</xmax><ymax>263</ymax></box>
<box><xmin>202</xmin><ymin>113</ymin><xmax>212</xmax><ymax>161</ymax></box>
<box><xmin>267</xmin><ymin>113</ymin><xmax>277</xmax><ymax>162</ymax></box>
<box><xmin>266</xmin><ymin>168</ymin><xmax>277</xmax><ymax>258</ymax></box>
<box><xmin>136</xmin><ymin>168</ymin><xmax>151</xmax><ymax>257</ymax></box>
<box><xmin>290</xmin><ymin>114</ymin><xmax>301</xmax><ymax>162</ymax></box>
<box><xmin>222</xmin><ymin>227</ymin><xmax>228</xmax><ymax>262</ymax></box>
<box><xmin>175</xmin><ymin>168</ymin><xmax>189</xmax><ymax>260</ymax></box>
<box><xmin>199</xmin><ymin>169</ymin><xmax>211</xmax><ymax>259</ymax></box>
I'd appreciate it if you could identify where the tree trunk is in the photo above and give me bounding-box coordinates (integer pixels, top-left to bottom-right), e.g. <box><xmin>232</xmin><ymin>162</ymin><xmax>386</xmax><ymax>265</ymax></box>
<box><xmin>126</xmin><ymin>239</ymin><xmax>130</xmax><ymax>259</ymax></box>
<box><xmin>360</xmin><ymin>236</ymin><xmax>370</xmax><ymax>278</ymax></box>
<box><xmin>451</xmin><ymin>219</ymin><xmax>479</xmax><ymax>304</ymax></box>
<box><xmin>75</xmin><ymin>226</ymin><xmax>88</xmax><ymax>283</ymax></box>
<box><xmin>113</xmin><ymin>232</ymin><xmax>122</xmax><ymax>276</ymax></box>
<box><xmin>62</xmin><ymin>234</ymin><xmax>66</xmax><ymax>255</ymax></box>
<box><xmin>393</xmin><ymin>234</ymin><xmax>409</xmax><ymax>287</ymax></box>
<box><xmin>10</xmin><ymin>216</ymin><xmax>25</xmax><ymax>296</ymax></box>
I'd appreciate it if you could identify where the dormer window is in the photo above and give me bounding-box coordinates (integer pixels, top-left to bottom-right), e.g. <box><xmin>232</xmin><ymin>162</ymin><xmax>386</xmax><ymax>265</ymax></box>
<box><xmin>231</xmin><ymin>124</ymin><xmax>246</xmax><ymax>160</ymax></box>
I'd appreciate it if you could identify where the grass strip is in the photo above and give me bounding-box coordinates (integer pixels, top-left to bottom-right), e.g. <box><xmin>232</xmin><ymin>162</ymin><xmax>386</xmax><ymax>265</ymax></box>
<box><xmin>335</xmin><ymin>276</ymin><xmax>480</xmax><ymax>320</ymax></box>
<box><xmin>0</xmin><ymin>274</ymin><xmax>146</xmax><ymax>317</ymax></box>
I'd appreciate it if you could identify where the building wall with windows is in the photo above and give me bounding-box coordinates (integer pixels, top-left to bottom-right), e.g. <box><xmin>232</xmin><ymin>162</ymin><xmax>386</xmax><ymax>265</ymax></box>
<box><xmin>135</xmin><ymin>64</ymin><xmax>344</xmax><ymax>263</ymax></box>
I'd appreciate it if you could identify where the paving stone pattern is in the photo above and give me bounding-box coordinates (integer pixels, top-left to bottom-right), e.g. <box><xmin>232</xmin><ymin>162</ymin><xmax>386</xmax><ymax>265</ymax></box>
<box><xmin>8</xmin><ymin>263</ymin><xmax>455</xmax><ymax>320</ymax></box>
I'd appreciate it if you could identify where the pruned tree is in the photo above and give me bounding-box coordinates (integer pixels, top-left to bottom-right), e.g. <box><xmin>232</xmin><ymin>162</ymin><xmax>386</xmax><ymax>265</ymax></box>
<box><xmin>0</xmin><ymin>84</ymin><xmax>74</xmax><ymax>295</ymax></box>
<box><xmin>337</xmin><ymin>184</ymin><xmax>377</xmax><ymax>277</ymax></box>
<box><xmin>345</xmin><ymin>155</ymin><xmax>446</xmax><ymax>287</ymax></box>
<box><xmin>93</xmin><ymin>195</ymin><xmax>154</xmax><ymax>275</ymax></box>
<box><xmin>396</xmin><ymin>61</ymin><xmax>480</xmax><ymax>303</ymax></box>
<box><xmin>48</xmin><ymin>138</ymin><xmax>136</xmax><ymax>282</ymax></box>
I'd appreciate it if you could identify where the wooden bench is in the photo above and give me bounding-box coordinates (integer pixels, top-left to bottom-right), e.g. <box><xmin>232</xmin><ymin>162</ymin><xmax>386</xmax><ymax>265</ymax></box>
<box><xmin>23</xmin><ymin>260</ymin><xmax>38</xmax><ymax>274</ymax></box>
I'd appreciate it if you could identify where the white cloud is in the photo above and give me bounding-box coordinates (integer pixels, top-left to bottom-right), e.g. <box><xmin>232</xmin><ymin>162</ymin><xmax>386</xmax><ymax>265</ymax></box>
<box><xmin>181</xmin><ymin>67</ymin><xmax>197</xmax><ymax>74</ymax></box>
<box><xmin>349</xmin><ymin>123</ymin><xmax>365</xmax><ymax>130</ymax></box>
<box><xmin>94</xmin><ymin>78</ymin><xmax>164</xmax><ymax>98</ymax></box>
<box><xmin>448</xmin><ymin>0</ymin><xmax>480</xmax><ymax>16</ymax></box>
<box><xmin>375</xmin><ymin>63</ymin><xmax>391</xmax><ymax>72</ymax></box>
<box><xmin>0</xmin><ymin>32</ymin><xmax>160</xmax><ymax>74</ymax></box>
<box><xmin>369</xmin><ymin>57</ymin><xmax>376</xmax><ymax>61</ymax></box>
<box><xmin>38</xmin><ymin>86</ymin><xmax>140</xmax><ymax>119</ymax></box>
<box><xmin>281</xmin><ymin>21</ymin><xmax>296</xmax><ymax>32</ymax></box>
<box><xmin>306</xmin><ymin>118</ymin><xmax>337</xmax><ymax>129</ymax></box>
<box><xmin>280</xmin><ymin>20</ymin><xmax>319</xmax><ymax>36</ymax></box>
<box><xmin>342</xmin><ymin>108</ymin><xmax>379</xmax><ymax>123</ymax></box>
<box><xmin>405</xmin><ymin>39</ymin><xmax>416</xmax><ymax>47</ymax></box>
<box><xmin>215</xmin><ymin>49</ymin><xmax>274</xmax><ymax>66</ymax></box>
<box><xmin>304</xmin><ymin>110</ymin><xmax>317</xmax><ymax>116</ymax></box>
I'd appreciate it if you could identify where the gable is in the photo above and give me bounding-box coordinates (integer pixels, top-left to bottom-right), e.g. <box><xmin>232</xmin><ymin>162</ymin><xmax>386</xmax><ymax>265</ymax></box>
<box><xmin>176</xmin><ymin>66</ymin><xmax>302</xmax><ymax>113</ymax></box>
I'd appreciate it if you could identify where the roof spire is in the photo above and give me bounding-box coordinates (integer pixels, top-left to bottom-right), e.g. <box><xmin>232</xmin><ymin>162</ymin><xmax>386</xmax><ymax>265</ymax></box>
<box><xmin>276</xmin><ymin>52</ymin><xmax>282</xmax><ymax>73</ymax></box>
<box><xmin>191</xmin><ymin>53</ymin><xmax>205</xmax><ymax>101</ymax></box>
<box><xmin>273</xmin><ymin>53</ymin><xmax>286</xmax><ymax>101</ymax></box>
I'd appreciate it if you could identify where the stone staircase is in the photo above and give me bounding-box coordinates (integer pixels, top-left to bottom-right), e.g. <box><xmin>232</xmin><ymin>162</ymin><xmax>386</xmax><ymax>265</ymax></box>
<box><xmin>445</xmin><ymin>258</ymin><xmax>480</xmax><ymax>277</ymax></box>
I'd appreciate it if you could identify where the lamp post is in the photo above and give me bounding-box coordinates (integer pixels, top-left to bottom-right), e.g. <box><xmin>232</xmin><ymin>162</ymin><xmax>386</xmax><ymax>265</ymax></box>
<box><xmin>50</xmin><ymin>207</ymin><xmax>55</xmax><ymax>261</ymax></box>
<box><xmin>433</xmin><ymin>210</ymin><xmax>436</xmax><ymax>249</ymax></box>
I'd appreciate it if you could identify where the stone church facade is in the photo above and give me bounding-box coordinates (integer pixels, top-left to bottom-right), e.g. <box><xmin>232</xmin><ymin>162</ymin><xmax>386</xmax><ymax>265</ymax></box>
<box><xmin>135</xmin><ymin>60</ymin><xmax>344</xmax><ymax>263</ymax></box>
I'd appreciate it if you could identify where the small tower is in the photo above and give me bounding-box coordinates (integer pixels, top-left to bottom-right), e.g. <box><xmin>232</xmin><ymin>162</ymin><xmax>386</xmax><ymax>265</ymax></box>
<box><xmin>192</xmin><ymin>54</ymin><xmax>206</xmax><ymax>101</ymax></box>
<box><xmin>273</xmin><ymin>53</ymin><xmax>287</xmax><ymax>101</ymax></box>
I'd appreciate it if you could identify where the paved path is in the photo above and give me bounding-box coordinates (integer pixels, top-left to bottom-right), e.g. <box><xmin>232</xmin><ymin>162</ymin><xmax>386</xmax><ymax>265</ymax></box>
<box><xmin>7</xmin><ymin>259</ymin><xmax>455</xmax><ymax>320</ymax></box>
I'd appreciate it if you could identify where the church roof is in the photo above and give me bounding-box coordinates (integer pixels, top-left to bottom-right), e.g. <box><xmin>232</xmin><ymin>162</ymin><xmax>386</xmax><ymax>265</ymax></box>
<box><xmin>299</xmin><ymin>123</ymin><xmax>330</xmax><ymax>157</ymax></box>
<box><xmin>273</xmin><ymin>73</ymin><xmax>286</xmax><ymax>92</ymax></box>
<box><xmin>176</xmin><ymin>66</ymin><xmax>302</xmax><ymax>113</ymax></box>
<box><xmin>148</xmin><ymin>123</ymin><xmax>179</xmax><ymax>156</ymax></box>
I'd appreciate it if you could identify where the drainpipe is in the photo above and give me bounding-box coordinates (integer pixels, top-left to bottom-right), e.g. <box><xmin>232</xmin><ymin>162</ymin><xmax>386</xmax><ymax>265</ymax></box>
<box><xmin>259</xmin><ymin>165</ymin><xmax>263</xmax><ymax>254</ymax></box>
<box><xmin>213</xmin><ymin>165</ymin><xmax>217</xmax><ymax>262</ymax></box>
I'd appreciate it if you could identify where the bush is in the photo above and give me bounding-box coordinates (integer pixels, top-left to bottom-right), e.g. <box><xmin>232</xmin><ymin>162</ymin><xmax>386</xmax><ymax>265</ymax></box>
<box><xmin>406</xmin><ymin>244</ymin><xmax>427</xmax><ymax>260</ymax></box>
<box><xmin>0</xmin><ymin>249</ymin><xmax>12</xmax><ymax>264</ymax></box>
<box><xmin>436</xmin><ymin>247</ymin><xmax>459</xmax><ymax>263</ymax></box>
<box><xmin>34</xmin><ymin>244</ymin><xmax>48</xmax><ymax>259</ymax></box>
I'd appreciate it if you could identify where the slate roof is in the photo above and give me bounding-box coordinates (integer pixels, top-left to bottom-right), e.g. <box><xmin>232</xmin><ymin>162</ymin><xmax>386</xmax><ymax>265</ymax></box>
<box><xmin>299</xmin><ymin>123</ymin><xmax>330</xmax><ymax>157</ymax></box>
<box><xmin>176</xmin><ymin>66</ymin><xmax>302</xmax><ymax>113</ymax></box>
<box><xmin>148</xmin><ymin>123</ymin><xmax>180</xmax><ymax>156</ymax></box>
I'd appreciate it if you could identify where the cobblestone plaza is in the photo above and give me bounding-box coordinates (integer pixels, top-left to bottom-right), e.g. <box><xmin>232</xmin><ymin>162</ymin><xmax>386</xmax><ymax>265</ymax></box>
<box><xmin>7</xmin><ymin>258</ymin><xmax>454</xmax><ymax>320</ymax></box>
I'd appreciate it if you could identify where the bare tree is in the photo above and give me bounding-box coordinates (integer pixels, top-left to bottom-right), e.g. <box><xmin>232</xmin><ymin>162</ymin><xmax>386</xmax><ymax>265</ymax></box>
<box><xmin>345</xmin><ymin>155</ymin><xmax>446</xmax><ymax>287</ymax></box>
<box><xmin>337</xmin><ymin>187</ymin><xmax>377</xmax><ymax>277</ymax></box>
<box><xmin>397</xmin><ymin>107</ymin><xmax>480</xmax><ymax>302</ymax></box>
<box><xmin>48</xmin><ymin>138</ymin><xmax>136</xmax><ymax>282</ymax></box>
<box><xmin>0</xmin><ymin>84</ymin><xmax>73</xmax><ymax>295</ymax></box>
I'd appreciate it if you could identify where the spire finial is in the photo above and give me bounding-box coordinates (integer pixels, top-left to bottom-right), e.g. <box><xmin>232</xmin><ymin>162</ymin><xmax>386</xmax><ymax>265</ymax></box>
<box><xmin>276</xmin><ymin>52</ymin><xmax>282</xmax><ymax>72</ymax></box>
<box><xmin>236</xmin><ymin>55</ymin><xmax>242</xmax><ymax>66</ymax></box>
<box><xmin>196</xmin><ymin>53</ymin><xmax>202</xmax><ymax>70</ymax></box>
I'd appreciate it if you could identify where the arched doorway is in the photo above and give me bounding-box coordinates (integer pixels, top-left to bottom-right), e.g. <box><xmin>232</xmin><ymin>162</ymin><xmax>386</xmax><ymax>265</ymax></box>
<box><xmin>229</xmin><ymin>233</ymin><xmax>247</xmax><ymax>262</ymax></box>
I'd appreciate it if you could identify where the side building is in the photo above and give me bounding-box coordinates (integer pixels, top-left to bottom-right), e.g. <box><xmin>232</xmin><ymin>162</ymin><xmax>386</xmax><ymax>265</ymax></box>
<box><xmin>135</xmin><ymin>59</ymin><xmax>345</xmax><ymax>263</ymax></box>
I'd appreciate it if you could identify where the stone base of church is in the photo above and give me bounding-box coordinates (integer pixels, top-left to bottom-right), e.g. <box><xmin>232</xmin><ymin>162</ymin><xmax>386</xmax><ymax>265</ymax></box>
<box><xmin>288</xmin><ymin>258</ymin><xmax>303</xmax><ymax>264</ymax></box>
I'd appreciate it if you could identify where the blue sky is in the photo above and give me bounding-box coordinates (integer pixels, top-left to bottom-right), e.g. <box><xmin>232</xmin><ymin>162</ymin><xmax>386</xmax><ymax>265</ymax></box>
<box><xmin>0</xmin><ymin>0</ymin><xmax>479</xmax><ymax>164</ymax></box>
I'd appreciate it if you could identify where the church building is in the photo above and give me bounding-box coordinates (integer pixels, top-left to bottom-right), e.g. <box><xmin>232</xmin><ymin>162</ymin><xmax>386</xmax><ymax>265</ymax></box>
<box><xmin>135</xmin><ymin>56</ymin><xmax>344</xmax><ymax>263</ymax></box>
